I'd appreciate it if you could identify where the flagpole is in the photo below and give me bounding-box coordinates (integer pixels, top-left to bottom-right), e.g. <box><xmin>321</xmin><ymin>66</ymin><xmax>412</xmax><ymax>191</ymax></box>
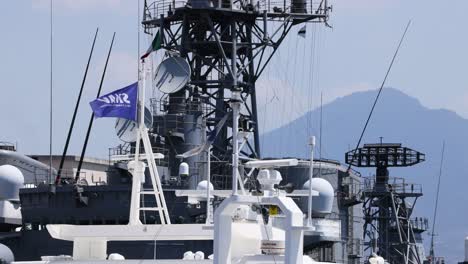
<box><xmin>134</xmin><ymin>68</ymin><xmax>144</xmax><ymax>162</ymax></box>
<box><xmin>129</xmin><ymin>58</ymin><xmax>145</xmax><ymax>225</ymax></box>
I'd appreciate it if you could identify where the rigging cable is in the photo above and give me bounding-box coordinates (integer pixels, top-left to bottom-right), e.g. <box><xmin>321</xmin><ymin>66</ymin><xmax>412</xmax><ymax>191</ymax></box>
<box><xmin>429</xmin><ymin>141</ymin><xmax>445</xmax><ymax>260</ymax></box>
<box><xmin>286</xmin><ymin>33</ymin><xmax>298</xmax><ymax>156</ymax></box>
<box><xmin>49</xmin><ymin>0</ymin><xmax>53</xmax><ymax>183</ymax></box>
<box><xmin>346</xmin><ymin>20</ymin><xmax>411</xmax><ymax>172</ymax></box>
<box><xmin>279</xmin><ymin>32</ymin><xmax>292</xmax><ymax>156</ymax></box>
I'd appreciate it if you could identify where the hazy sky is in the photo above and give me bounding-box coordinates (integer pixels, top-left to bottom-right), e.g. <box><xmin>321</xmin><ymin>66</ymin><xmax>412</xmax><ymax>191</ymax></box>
<box><xmin>1</xmin><ymin>0</ymin><xmax>468</xmax><ymax>160</ymax></box>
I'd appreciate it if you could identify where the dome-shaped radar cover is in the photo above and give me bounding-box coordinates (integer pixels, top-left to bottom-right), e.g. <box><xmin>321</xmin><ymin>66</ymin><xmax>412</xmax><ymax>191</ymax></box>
<box><xmin>0</xmin><ymin>165</ymin><xmax>24</xmax><ymax>201</ymax></box>
<box><xmin>154</xmin><ymin>56</ymin><xmax>191</xmax><ymax>94</ymax></box>
<box><xmin>303</xmin><ymin>177</ymin><xmax>334</xmax><ymax>214</ymax></box>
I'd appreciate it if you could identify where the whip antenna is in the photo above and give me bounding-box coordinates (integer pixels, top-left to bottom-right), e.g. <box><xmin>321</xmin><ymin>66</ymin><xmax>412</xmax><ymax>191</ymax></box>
<box><xmin>347</xmin><ymin>20</ymin><xmax>411</xmax><ymax>172</ymax></box>
<box><xmin>55</xmin><ymin>28</ymin><xmax>99</xmax><ymax>185</ymax></box>
<box><xmin>429</xmin><ymin>141</ymin><xmax>445</xmax><ymax>260</ymax></box>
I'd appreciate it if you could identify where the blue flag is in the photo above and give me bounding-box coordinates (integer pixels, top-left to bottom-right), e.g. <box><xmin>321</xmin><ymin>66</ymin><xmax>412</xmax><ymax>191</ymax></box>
<box><xmin>90</xmin><ymin>82</ymin><xmax>138</xmax><ymax>121</ymax></box>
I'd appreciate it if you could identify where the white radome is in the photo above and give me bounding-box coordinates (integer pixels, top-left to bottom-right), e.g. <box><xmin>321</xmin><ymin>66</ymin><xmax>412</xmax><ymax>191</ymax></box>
<box><xmin>196</xmin><ymin>180</ymin><xmax>214</xmax><ymax>191</ymax></box>
<box><xmin>179</xmin><ymin>162</ymin><xmax>189</xmax><ymax>177</ymax></box>
<box><xmin>0</xmin><ymin>165</ymin><xmax>24</xmax><ymax>201</ymax></box>
<box><xmin>108</xmin><ymin>253</ymin><xmax>125</xmax><ymax>260</ymax></box>
<box><xmin>0</xmin><ymin>243</ymin><xmax>14</xmax><ymax>263</ymax></box>
<box><xmin>369</xmin><ymin>253</ymin><xmax>385</xmax><ymax>264</ymax></box>
<box><xmin>302</xmin><ymin>178</ymin><xmax>334</xmax><ymax>214</ymax></box>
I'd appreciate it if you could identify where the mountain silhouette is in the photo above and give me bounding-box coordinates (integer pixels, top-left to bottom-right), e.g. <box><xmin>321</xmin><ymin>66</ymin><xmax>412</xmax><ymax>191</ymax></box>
<box><xmin>261</xmin><ymin>88</ymin><xmax>468</xmax><ymax>262</ymax></box>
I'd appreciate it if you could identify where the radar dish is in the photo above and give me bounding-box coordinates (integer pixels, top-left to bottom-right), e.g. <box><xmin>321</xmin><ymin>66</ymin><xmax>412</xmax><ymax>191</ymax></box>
<box><xmin>154</xmin><ymin>56</ymin><xmax>190</xmax><ymax>94</ymax></box>
<box><xmin>115</xmin><ymin>107</ymin><xmax>153</xmax><ymax>143</ymax></box>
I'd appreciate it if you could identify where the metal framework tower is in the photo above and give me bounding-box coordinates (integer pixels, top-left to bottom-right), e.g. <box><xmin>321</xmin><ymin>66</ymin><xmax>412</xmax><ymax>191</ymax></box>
<box><xmin>142</xmin><ymin>0</ymin><xmax>330</xmax><ymax>188</ymax></box>
<box><xmin>345</xmin><ymin>143</ymin><xmax>426</xmax><ymax>264</ymax></box>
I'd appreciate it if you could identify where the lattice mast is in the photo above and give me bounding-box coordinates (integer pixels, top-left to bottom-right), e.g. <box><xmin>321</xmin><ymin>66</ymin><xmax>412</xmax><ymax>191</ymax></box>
<box><xmin>346</xmin><ymin>143</ymin><xmax>426</xmax><ymax>264</ymax></box>
<box><xmin>142</xmin><ymin>0</ymin><xmax>330</xmax><ymax>188</ymax></box>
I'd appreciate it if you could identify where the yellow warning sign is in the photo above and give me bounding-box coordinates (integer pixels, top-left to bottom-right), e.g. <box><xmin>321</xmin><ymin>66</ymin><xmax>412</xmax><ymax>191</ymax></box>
<box><xmin>270</xmin><ymin>205</ymin><xmax>279</xmax><ymax>215</ymax></box>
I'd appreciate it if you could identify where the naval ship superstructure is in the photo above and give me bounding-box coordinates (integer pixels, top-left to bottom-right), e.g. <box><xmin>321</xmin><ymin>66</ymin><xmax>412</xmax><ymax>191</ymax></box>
<box><xmin>0</xmin><ymin>0</ymin><xmax>435</xmax><ymax>263</ymax></box>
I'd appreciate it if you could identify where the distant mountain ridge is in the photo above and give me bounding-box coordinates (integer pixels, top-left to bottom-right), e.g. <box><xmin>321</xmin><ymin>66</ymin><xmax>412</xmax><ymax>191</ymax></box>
<box><xmin>261</xmin><ymin>88</ymin><xmax>468</xmax><ymax>262</ymax></box>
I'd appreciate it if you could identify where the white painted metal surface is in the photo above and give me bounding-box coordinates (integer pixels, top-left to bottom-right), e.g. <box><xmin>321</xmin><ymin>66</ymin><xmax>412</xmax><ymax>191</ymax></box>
<box><xmin>0</xmin><ymin>165</ymin><xmax>24</xmax><ymax>201</ymax></box>
<box><xmin>244</xmin><ymin>159</ymin><xmax>299</xmax><ymax>169</ymax></box>
<box><xmin>46</xmin><ymin>224</ymin><xmax>213</xmax><ymax>241</ymax></box>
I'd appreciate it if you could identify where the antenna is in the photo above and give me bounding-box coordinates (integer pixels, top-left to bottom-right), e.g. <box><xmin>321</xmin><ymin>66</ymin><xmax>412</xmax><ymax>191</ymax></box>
<box><xmin>346</xmin><ymin>20</ymin><xmax>411</xmax><ymax>172</ymax></box>
<box><xmin>56</xmin><ymin>28</ymin><xmax>99</xmax><ymax>185</ymax></box>
<box><xmin>48</xmin><ymin>0</ymin><xmax>53</xmax><ymax>184</ymax></box>
<box><xmin>429</xmin><ymin>141</ymin><xmax>445</xmax><ymax>261</ymax></box>
<box><xmin>319</xmin><ymin>91</ymin><xmax>323</xmax><ymax>159</ymax></box>
<box><xmin>76</xmin><ymin>33</ymin><xmax>116</xmax><ymax>181</ymax></box>
<box><xmin>115</xmin><ymin>107</ymin><xmax>153</xmax><ymax>143</ymax></box>
<box><xmin>154</xmin><ymin>57</ymin><xmax>191</xmax><ymax>94</ymax></box>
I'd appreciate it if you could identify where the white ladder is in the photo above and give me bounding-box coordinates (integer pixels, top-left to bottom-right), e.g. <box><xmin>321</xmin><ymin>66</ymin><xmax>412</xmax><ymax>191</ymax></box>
<box><xmin>129</xmin><ymin>127</ymin><xmax>171</xmax><ymax>225</ymax></box>
<box><xmin>140</xmin><ymin>128</ymin><xmax>171</xmax><ymax>225</ymax></box>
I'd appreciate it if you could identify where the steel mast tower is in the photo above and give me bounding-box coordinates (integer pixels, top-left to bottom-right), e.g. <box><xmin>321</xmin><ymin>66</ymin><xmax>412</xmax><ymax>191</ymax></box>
<box><xmin>346</xmin><ymin>143</ymin><xmax>426</xmax><ymax>264</ymax></box>
<box><xmin>142</xmin><ymin>0</ymin><xmax>330</xmax><ymax>188</ymax></box>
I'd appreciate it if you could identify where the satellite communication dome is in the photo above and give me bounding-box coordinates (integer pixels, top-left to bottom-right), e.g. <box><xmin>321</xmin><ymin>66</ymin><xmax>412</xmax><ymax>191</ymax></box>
<box><xmin>0</xmin><ymin>165</ymin><xmax>24</xmax><ymax>201</ymax></box>
<box><xmin>154</xmin><ymin>57</ymin><xmax>191</xmax><ymax>94</ymax></box>
<box><xmin>195</xmin><ymin>180</ymin><xmax>214</xmax><ymax>201</ymax></box>
<box><xmin>108</xmin><ymin>253</ymin><xmax>125</xmax><ymax>260</ymax></box>
<box><xmin>194</xmin><ymin>251</ymin><xmax>205</xmax><ymax>260</ymax></box>
<box><xmin>196</xmin><ymin>180</ymin><xmax>214</xmax><ymax>191</ymax></box>
<box><xmin>0</xmin><ymin>243</ymin><xmax>14</xmax><ymax>263</ymax></box>
<box><xmin>183</xmin><ymin>251</ymin><xmax>195</xmax><ymax>260</ymax></box>
<box><xmin>303</xmin><ymin>178</ymin><xmax>334</xmax><ymax>214</ymax></box>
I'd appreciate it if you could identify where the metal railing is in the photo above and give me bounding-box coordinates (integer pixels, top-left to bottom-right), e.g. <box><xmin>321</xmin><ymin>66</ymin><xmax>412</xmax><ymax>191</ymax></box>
<box><xmin>362</xmin><ymin>177</ymin><xmax>423</xmax><ymax>194</ymax></box>
<box><xmin>410</xmin><ymin>217</ymin><xmax>429</xmax><ymax>231</ymax></box>
<box><xmin>23</xmin><ymin>169</ymin><xmax>87</xmax><ymax>188</ymax></box>
<box><xmin>144</xmin><ymin>0</ymin><xmax>329</xmax><ymax>22</ymax></box>
<box><xmin>151</xmin><ymin>96</ymin><xmax>213</xmax><ymax>116</ymax></box>
<box><xmin>0</xmin><ymin>141</ymin><xmax>16</xmax><ymax>151</ymax></box>
<box><xmin>150</xmin><ymin>96</ymin><xmax>211</xmax><ymax>138</ymax></box>
<box><xmin>109</xmin><ymin>143</ymin><xmax>169</xmax><ymax>167</ymax></box>
<box><xmin>144</xmin><ymin>0</ymin><xmax>187</xmax><ymax>21</ymax></box>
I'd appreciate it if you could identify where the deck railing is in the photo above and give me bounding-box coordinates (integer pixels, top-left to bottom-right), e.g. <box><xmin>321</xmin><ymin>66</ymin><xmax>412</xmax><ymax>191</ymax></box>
<box><xmin>144</xmin><ymin>0</ymin><xmax>329</xmax><ymax>22</ymax></box>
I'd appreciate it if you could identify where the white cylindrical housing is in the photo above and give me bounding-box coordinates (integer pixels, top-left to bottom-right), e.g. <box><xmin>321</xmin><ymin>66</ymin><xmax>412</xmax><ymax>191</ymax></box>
<box><xmin>179</xmin><ymin>162</ymin><xmax>189</xmax><ymax>177</ymax></box>
<box><xmin>0</xmin><ymin>165</ymin><xmax>24</xmax><ymax>201</ymax></box>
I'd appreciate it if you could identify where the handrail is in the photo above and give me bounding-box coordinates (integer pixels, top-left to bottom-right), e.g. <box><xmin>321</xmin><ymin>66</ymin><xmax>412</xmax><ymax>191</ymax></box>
<box><xmin>143</xmin><ymin>0</ymin><xmax>329</xmax><ymax>23</ymax></box>
<box><xmin>362</xmin><ymin>176</ymin><xmax>423</xmax><ymax>194</ymax></box>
